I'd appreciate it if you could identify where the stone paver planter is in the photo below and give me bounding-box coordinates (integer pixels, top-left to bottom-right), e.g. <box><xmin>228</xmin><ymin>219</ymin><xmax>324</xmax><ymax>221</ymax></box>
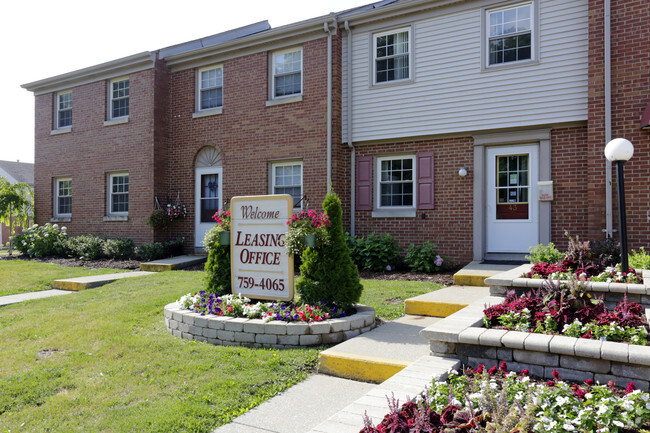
<box><xmin>420</xmin><ymin>294</ymin><xmax>650</xmax><ymax>391</ymax></box>
<box><xmin>164</xmin><ymin>303</ymin><xmax>376</xmax><ymax>348</ymax></box>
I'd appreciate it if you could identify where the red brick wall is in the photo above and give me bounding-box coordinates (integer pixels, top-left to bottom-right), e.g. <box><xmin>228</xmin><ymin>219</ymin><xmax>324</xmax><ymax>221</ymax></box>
<box><xmin>33</xmin><ymin>68</ymin><xmax>159</xmax><ymax>244</ymax></box>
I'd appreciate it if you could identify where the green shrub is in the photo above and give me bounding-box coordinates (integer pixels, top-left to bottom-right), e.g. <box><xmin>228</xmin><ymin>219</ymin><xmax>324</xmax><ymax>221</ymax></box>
<box><xmin>630</xmin><ymin>247</ymin><xmax>650</xmax><ymax>270</ymax></box>
<box><xmin>344</xmin><ymin>232</ymin><xmax>365</xmax><ymax>269</ymax></box>
<box><xmin>136</xmin><ymin>242</ymin><xmax>165</xmax><ymax>262</ymax></box>
<box><xmin>405</xmin><ymin>242</ymin><xmax>446</xmax><ymax>273</ymax></box>
<box><xmin>525</xmin><ymin>242</ymin><xmax>565</xmax><ymax>264</ymax></box>
<box><xmin>204</xmin><ymin>245</ymin><xmax>231</xmax><ymax>296</ymax></box>
<box><xmin>359</xmin><ymin>233</ymin><xmax>403</xmax><ymax>271</ymax></box>
<box><xmin>12</xmin><ymin>223</ymin><xmax>68</xmax><ymax>258</ymax></box>
<box><xmin>65</xmin><ymin>235</ymin><xmax>106</xmax><ymax>260</ymax></box>
<box><xmin>163</xmin><ymin>237</ymin><xmax>185</xmax><ymax>257</ymax></box>
<box><xmin>102</xmin><ymin>237</ymin><xmax>135</xmax><ymax>260</ymax></box>
<box><xmin>589</xmin><ymin>237</ymin><xmax>621</xmax><ymax>267</ymax></box>
<box><xmin>296</xmin><ymin>191</ymin><xmax>362</xmax><ymax>310</ymax></box>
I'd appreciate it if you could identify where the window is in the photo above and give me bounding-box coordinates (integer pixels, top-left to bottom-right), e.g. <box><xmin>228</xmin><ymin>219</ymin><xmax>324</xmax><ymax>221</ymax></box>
<box><xmin>109</xmin><ymin>78</ymin><xmax>129</xmax><ymax>119</ymax></box>
<box><xmin>55</xmin><ymin>178</ymin><xmax>72</xmax><ymax>217</ymax></box>
<box><xmin>108</xmin><ymin>173</ymin><xmax>129</xmax><ymax>215</ymax></box>
<box><xmin>272</xmin><ymin>162</ymin><xmax>302</xmax><ymax>209</ymax></box>
<box><xmin>272</xmin><ymin>48</ymin><xmax>302</xmax><ymax>98</ymax></box>
<box><xmin>198</xmin><ymin>66</ymin><xmax>223</xmax><ymax>111</ymax></box>
<box><xmin>56</xmin><ymin>91</ymin><xmax>72</xmax><ymax>129</ymax></box>
<box><xmin>487</xmin><ymin>3</ymin><xmax>533</xmax><ymax>65</ymax></box>
<box><xmin>374</xmin><ymin>28</ymin><xmax>410</xmax><ymax>84</ymax></box>
<box><xmin>377</xmin><ymin>156</ymin><xmax>415</xmax><ymax>208</ymax></box>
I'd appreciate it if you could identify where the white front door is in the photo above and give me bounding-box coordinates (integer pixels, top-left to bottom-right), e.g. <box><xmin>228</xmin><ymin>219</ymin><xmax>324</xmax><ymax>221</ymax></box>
<box><xmin>486</xmin><ymin>145</ymin><xmax>539</xmax><ymax>253</ymax></box>
<box><xmin>195</xmin><ymin>167</ymin><xmax>223</xmax><ymax>249</ymax></box>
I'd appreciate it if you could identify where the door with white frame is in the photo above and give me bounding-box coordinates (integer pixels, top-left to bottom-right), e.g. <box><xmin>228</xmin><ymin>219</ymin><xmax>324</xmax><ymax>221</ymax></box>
<box><xmin>195</xmin><ymin>166</ymin><xmax>223</xmax><ymax>249</ymax></box>
<box><xmin>485</xmin><ymin>144</ymin><xmax>539</xmax><ymax>254</ymax></box>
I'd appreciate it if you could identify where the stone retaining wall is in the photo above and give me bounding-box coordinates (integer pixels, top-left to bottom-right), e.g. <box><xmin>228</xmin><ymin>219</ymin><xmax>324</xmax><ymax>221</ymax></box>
<box><xmin>164</xmin><ymin>303</ymin><xmax>376</xmax><ymax>348</ymax></box>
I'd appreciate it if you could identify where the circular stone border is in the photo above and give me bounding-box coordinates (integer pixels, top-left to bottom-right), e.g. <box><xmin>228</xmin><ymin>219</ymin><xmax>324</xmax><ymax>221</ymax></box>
<box><xmin>164</xmin><ymin>303</ymin><xmax>376</xmax><ymax>348</ymax></box>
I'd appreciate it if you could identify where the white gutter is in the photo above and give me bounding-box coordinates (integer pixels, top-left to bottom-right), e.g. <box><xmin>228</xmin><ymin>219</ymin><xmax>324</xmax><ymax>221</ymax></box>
<box><xmin>324</xmin><ymin>19</ymin><xmax>336</xmax><ymax>191</ymax></box>
<box><xmin>344</xmin><ymin>21</ymin><xmax>356</xmax><ymax>236</ymax></box>
<box><xmin>605</xmin><ymin>0</ymin><xmax>613</xmax><ymax>237</ymax></box>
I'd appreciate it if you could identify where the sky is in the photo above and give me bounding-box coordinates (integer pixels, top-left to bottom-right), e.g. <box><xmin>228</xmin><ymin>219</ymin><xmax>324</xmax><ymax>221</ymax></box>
<box><xmin>3</xmin><ymin>0</ymin><xmax>374</xmax><ymax>164</ymax></box>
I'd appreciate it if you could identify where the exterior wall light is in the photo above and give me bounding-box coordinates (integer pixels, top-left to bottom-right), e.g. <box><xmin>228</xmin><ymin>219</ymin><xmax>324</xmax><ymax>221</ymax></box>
<box><xmin>604</xmin><ymin>138</ymin><xmax>634</xmax><ymax>273</ymax></box>
<box><xmin>458</xmin><ymin>167</ymin><xmax>468</xmax><ymax>177</ymax></box>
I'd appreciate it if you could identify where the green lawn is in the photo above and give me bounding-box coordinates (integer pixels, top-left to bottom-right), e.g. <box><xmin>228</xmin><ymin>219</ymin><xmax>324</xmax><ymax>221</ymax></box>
<box><xmin>0</xmin><ymin>260</ymin><xmax>128</xmax><ymax>296</ymax></box>
<box><xmin>0</xmin><ymin>264</ymin><xmax>441</xmax><ymax>432</ymax></box>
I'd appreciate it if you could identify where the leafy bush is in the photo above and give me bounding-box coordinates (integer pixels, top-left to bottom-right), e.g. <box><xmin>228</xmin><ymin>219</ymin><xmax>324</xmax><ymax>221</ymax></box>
<box><xmin>296</xmin><ymin>191</ymin><xmax>362</xmax><ymax>310</ymax></box>
<box><xmin>163</xmin><ymin>237</ymin><xmax>185</xmax><ymax>257</ymax></box>
<box><xmin>404</xmin><ymin>242</ymin><xmax>445</xmax><ymax>273</ymax></box>
<box><xmin>589</xmin><ymin>236</ymin><xmax>621</xmax><ymax>267</ymax></box>
<box><xmin>103</xmin><ymin>237</ymin><xmax>136</xmax><ymax>260</ymax></box>
<box><xmin>136</xmin><ymin>242</ymin><xmax>165</xmax><ymax>262</ymax></box>
<box><xmin>65</xmin><ymin>235</ymin><xmax>106</xmax><ymax>260</ymax></box>
<box><xmin>525</xmin><ymin>242</ymin><xmax>564</xmax><ymax>264</ymax></box>
<box><xmin>346</xmin><ymin>232</ymin><xmax>402</xmax><ymax>272</ymax></box>
<box><xmin>630</xmin><ymin>247</ymin><xmax>650</xmax><ymax>270</ymax></box>
<box><xmin>205</xmin><ymin>245</ymin><xmax>231</xmax><ymax>296</ymax></box>
<box><xmin>12</xmin><ymin>223</ymin><xmax>68</xmax><ymax>258</ymax></box>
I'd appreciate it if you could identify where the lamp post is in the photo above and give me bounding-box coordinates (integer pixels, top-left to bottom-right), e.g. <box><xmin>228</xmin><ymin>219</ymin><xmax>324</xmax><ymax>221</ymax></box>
<box><xmin>604</xmin><ymin>138</ymin><xmax>634</xmax><ymax>273</ymax></box>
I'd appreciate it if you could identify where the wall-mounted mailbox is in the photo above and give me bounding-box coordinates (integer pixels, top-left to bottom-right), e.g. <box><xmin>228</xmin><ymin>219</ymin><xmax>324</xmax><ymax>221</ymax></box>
<box><xmin>538</xmin><ymin>181</ymin><xmax>553</xmax><ymax>201</ymax></box>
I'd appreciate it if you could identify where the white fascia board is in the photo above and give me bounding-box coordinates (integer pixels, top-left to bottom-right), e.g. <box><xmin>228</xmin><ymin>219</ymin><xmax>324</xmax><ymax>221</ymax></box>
<box><xmin>22</xmin><ymin>52</ymin><xmax>156</xmax><ymax>95</ymax></box>
<box><xmin>340</xmin><ymin>0</ymin><xmax>467</xmax><ymax>27</ymax></box>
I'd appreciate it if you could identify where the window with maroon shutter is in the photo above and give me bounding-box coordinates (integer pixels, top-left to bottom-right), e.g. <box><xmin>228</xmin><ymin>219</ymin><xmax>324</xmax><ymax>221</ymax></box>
<box><xmin>356</xmin><ymin>155</ymin><xmax>373</xmax><ymax>211</ymax></box>
<box><xmin>416</xmin><ymin>151</ymin><xmax>434</xmax><ymax>209</ymax></box>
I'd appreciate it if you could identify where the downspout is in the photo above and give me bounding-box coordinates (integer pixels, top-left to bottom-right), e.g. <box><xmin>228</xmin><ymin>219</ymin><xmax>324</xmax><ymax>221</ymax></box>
<box><xmin>345</xmin><ymin>20</ymin><xmax>356</xmax><ymax>236</ymax></box>
<box><xmin>324</xmin><ymin>19</ymin><xmax>336</xmax><ymax>192</ymax></box>
<box><xmin>604</xmin><ymin>0</ymin><xmax>613</xmax><ymax>237</ymax></box>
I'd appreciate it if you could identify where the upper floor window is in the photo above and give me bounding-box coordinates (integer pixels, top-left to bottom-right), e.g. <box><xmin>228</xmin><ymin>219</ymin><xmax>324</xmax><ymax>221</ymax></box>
<box><xmin>374</xmin><ymin>28</ymin><xmax>411</xmax><ymax>84</ymax></box>
<box><xmin>56</xmin><ymin>91</ymin><xmax>72</xmax><ymax>129</ymax></box>
<box><xmin>487</xmin><ymin>3</ymin><xmax>533</xmax><ymax>66</ymax></box>
<box><xmin>198</xmin><ymin>65</ymin><xmax>223</xmax><ymax>111</ymax></box>
<box><xmin>377</xmin><ymin>156</ymin><xmax>415</xmax><ymax>208</ymax></box>
<box><xmin>272</xmin><ymin>48</ymin><xmax>302</xmax><ymax>98</ymax></box>
<box><xmin>109</xmin><ymin>78</ymin><xmax>129</xmax><ymax>119</ymax></box>
<box><xmin>108</xmin><ymin>172</ymin><xmax>129</xmax><ymax>215</ymax></box>
<box><xmin>55</xmin><ymin>177</ymin><xmax>72</xmax><ymax>217</ymax></box>
<box><xmin>272</xmin><ymin>161</ymin><xmax>303</xmax><ymax>209</ymax></box>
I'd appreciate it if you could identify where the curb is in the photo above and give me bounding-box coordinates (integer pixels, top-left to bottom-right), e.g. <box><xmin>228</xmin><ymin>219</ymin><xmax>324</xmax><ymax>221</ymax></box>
<box><xmin>452</xmin><ymin>273</ymin><xmax>489</xmax><ymax>286</ymax></box>
<box><xmin>404</xmin><ymin>299</ymin><xmax>469</xmax><ymax>317</ymax></box>
<box><xmin>317</xmin><ymin>351</ymin><xmax>410</xmax><ymax>383</ymax></box>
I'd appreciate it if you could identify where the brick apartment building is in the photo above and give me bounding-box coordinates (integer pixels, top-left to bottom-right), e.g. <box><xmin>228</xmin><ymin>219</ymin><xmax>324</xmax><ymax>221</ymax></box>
<box><xmin>22</xmin><ymin>0</ymin><xmax>649</xmax><ymax>265</ymax></box>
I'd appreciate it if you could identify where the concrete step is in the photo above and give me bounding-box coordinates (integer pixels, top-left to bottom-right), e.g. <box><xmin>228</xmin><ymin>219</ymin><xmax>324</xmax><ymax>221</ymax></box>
<box><xmin>0</xmin><ymin>289</ymin><xmax>72</xmax><ymax>307</ymax></box>
<box><xmin>140</xmin><ymin>254</ymin><xmax>207</xmax><ymax>271</ymax></box>
<box><xmin>453</xmin><ymin>260</ymin><xmax>523</xmax><ymax>286</ymax></box>
<box><xmin>404</xmin><ymin>285</ymin><xmax>491</xmax><ymax>317</ymax></box>
<box><xmin>318</xmin><ymin>315</ymin><xmax>440</xmax><ymax>383</ymax></box>
<box><xmin>53</xmin><ymin>271</ymin><xmax>155</xmax><ymax>291</ymax></box>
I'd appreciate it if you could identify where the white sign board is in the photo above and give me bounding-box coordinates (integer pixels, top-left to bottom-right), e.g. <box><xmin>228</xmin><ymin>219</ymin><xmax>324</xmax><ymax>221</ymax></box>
<box><xmin>230</xmin><ymin>195</ymin><xmax>294</xmax><ymax>301</ymax></box>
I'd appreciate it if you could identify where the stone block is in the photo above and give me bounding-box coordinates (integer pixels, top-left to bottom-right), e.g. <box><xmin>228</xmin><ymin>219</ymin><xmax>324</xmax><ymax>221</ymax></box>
<box><xmin>168</xmin><ymin>319</ymin><xmax>179</xmax><ymax>330</ymax></box>
<box><xmin>300</xmin><ymin>334</ymin><xmax>322</xmax><ymax>346</ymax></box>
<box><xmin>310</xmin><ymin>321</ymin><xmax>331</xmax><ymax>334</ymax></box>
<box><xmin>545</xmin><ymin>366</ymin><xmax>593</xmax><ymax>383</ymax></box>
<box><xmin>207</xmin><ymin>338</ymin><xmax>222</xmax><ymax>346</ymax></box>
<box><xmin>182</xmin><ymin>314</ymin><xmax>195</xmax><ymax>326</ymax></box>
<box><xmin>589</xmin><ymin>282</ymin><xmax>609</xmax><ymax>293</ymax></box>
<box><xmin>479</xmin><ymin>329</ymin><xmax>507</xmax><ymax>347</ymax></box>
<box><xmin>224</xmin><ymin>318</ymin><xmax>247</xmax><ymax>332</ymax></box>
<box><xmin>172</xmin><ymin>329</ymin><xmax>181</xmax><ymax>338</ymax></box>
<box><xmin>489</xmin><ymin>286</ymin><xmax>507</xmax><ymax>296</ymax></box>
<box><xmin>430</xmin><ymin>341</ymin><xmax>456</xmax><ymax>355</ymax></box>
<box><xmin>467</xmin><ymin>357</ymin><xmax>499</xmax><ymax>370</ymax></box>
<box><xmin>286</xmin><ymin>322</ymin><xmax>310</xmax><ymax>335</ymax></box>
<box><xmin>362</xmin><ymin>313</ymin><xmax>376</xmax><ymax>327</ymax></box>
<box><xmin>458</xmin><ymin>327</ymin><xmax>485</xmax><ymax>345</ymax></box>
<box><xmin>194</xmin><ymin>316</ymin><xmax>208</xmax><ymax>328</ymax></box>
<box><xmin>164</xmin><ymin>308</ymin><xmax>173</xmax><ymax>319</ymax></box>
<box><xmin>628</xmin><ymin>344</ymin><xmax>650</xmax><ymax>366</ymax></box>
<box><xmin>322</xmin><ymin>332</ymin><xmax>345</xmax><ymax>345</ymax></box>
<box><xmin>255</xmin><ymin>334</ymin><xmax>277</xmax><ymax>345</ymax></box>
<box><xmin>344</xmin><ymin>329</ymin><xmax>360</xmax><ymax>340</ymax></box>
<box><xmin>560</xmin><ymin>356</ymin><xmax>610</xmax><ymax>373</ymax></box>
<box><xmin>626</xmin><ymin>284</ymin><xmax>647</xmax><ymax>295</ymax></box>
<box><xmin>178</xmin><ymin>322</ymin><xmax>190</xmax><ymax>333</ymax></box>
<box><xmin>243</xmin><ymin>319</ymin><xmax>266</xmax><ymax>334</ymax></box>
<box><xmin>278</xmin><ymin>335</ymin><xmax>300</xmax><ymax>345</ymax></box>
<box><xmin>611</xmin><ymin>362</ymin><xmax>650</xmax><ymax>381</ymax></box>
<box><xmin>594</xmin><ymin>374</ymin><xmax>649</xmax><ymax>391</ymax></box>
<box><xmin>181</xmin><ymin>332</ymin><xmax>193</xmax><ymax>341</ymax></box>
<box><xmin>234</xmin><ymin>332</ymin><xmax>255</xmax><ymax>343</ymax></box>
<box><xmin>329</xmin><ymin>319</ymin><xmax>351</xmax><ymax>332</ymax></box>
<box><xmin>349</xmin><ymin>316</ymin><xmax>365</xmax><ymax>330</ymax></box>
<box><xmin>457</xmin><ymin>343</ymin><xmax>496</xmax><ymax>359</ymax></box>
<box><xmin>188</xmin><ymin>325</ymin><xmax>203</xmax><ymax>336</ymax></box>
<box><xmin>194</xmin><ymin>336</ymin><xmax>207</xmax><ymax>343</ymax></box>
<box><xmin>524</xmin><ymin>333</ymin><xmax>552</xmax><ymax>353</ymax></box>
<box><xmin>501</xmin><ymin>331</ymin><xmax>529</xmax><ymax>350</ymax></box>
<box><xmin>608</xmin><ymin>283</ymin><xmax>629</xmax><ymax>293</ymax></box>
<box><xmin>574</xmin><ymin>339</ymin><xmax>602</xmax><ymax>359</ymax></box>
<box><xmin>172</xmin><ymin>311</ymin><xmax>184</xmax><ymax>322</ymax></box>
<box><xmin>549</xmin><ymin>335</ymin><xmax>576</xmax><ymax>356</ymax></box>
<box><xmin>513</xmin><ymin>349</ymin><xmax>558</xmax><ymax>367</ymax></box>
<box><xmin>505</xmin><ymin>361</ymin><xmax>544</xmax><ymax>378</ymax></box>
<box><xmin>497</xmin><ymin>348</ymin><xmax>513</xmax><ymax>362</ymax></box>
<box><xmin>202</xmin><ymin>328</ymin><xmax>217</xmax><ymax>339</ymax></box>
<box><xmin>217</xmin><ymin>330</ymin><xmax>235</xmax><ymax>341</ymax></box>
<box><xmin>600</xmin><ymin>341</ymin><xmax>629</xmax><ymax>363</ymax></box>
<box><xmin>207</xmin><ymin>318</ymin><xmax>225</xmax><ymax>330</ymax></box>
<box><xmin>264</xmin><ymin>322</ymin><xmax>288</xmax><ymax>335</ymax></box>
<box><xmin>221</xmin><ymin>340</ymin><xmax>239</xmax><ymax>347</ymax></box>
<box><xmin>361</xmin><ymin>325</ymin><xmax>374</xmax><ymax>334</ymax></box>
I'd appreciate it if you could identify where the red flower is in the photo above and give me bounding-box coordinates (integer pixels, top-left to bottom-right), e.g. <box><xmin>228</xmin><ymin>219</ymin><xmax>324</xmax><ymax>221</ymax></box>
<box><xmin>487</xmin><ymin>365</ymin><xmax>497</xmax><ymax>375</ymax></box>
<box><xmin>585</xmin><ymin>379</ymin><xmax>594</xmax><ymax>386</ymax></box>
<box><xmin>552</xmin><ymin>369</ymin><xmax>560</xmax><ymax>381</ymax></box>
<box><xmin>546</xmin><ymin>381</ymin><xmax>556</xmax><ymax>387</ymax></box>
<box><xmin>521</xmin><ymin>369</ymin><xmax>529</xmax><ymax>377</ymax></box>
<box><xmin>476</xmin><ymin>364</ymin><xmax>484</xmax><ymax>374</ymax></box>
<box><xmin>499</xmin><ymin>361</ymin><xmax>508</xmax><ymax>373</ymax></box>
<box><xmin>625</xmin><ymin>382</ymin><xmax>637</xmax><ymax>394</ymax></box>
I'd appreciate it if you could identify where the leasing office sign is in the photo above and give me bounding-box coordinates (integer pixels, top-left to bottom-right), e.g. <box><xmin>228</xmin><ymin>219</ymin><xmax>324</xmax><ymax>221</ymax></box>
<box><xmin>230</xmin><ymin>195</ymin><xmax>294</xmax><ymax>301</ymax></box>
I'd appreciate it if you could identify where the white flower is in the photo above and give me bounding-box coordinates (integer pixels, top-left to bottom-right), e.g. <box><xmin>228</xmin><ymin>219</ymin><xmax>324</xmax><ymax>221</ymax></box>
<box><xmin>613</xmin><ymin>420</ymin><xmax>624</xmax><ymax>427</ymax></box>
<box><xmin>597</xmin><ymin>404</ymin><xmax>608</xmax><ymax>415</ymax></box>
<box><xmin>622</xmin><ymin>400</ymin><xmax>634</xmax><ymax>411</ymax></box>
<box><xmin>563</xmin><ymin>423</ymin><xmax>575</xmax><ymax>431</ymax></box>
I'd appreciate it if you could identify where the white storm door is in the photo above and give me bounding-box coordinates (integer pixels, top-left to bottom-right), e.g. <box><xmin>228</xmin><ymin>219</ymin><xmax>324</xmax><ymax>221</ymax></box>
<box><xmin>486</xmin><ymin>145</ymin><xmax>539</xmax><ymax>253</ymax></box>
<box><xmin>195</xmin><ymin>167</ymin><xmax>223</xmax><ymax>249</ymax></box>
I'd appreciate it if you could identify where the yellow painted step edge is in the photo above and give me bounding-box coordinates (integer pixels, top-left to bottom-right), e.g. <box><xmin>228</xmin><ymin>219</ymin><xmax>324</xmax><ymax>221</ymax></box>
<box><xmin>53</xmin><ymin>280</ymin><xmax>87</xmax><ymax>291</ymax></box>
<box><xmin>404</xmin><ymin>300</ymin><xmax>469</xmax><ymax>318</ymax></box>
<box><xmin>453</xmin><ymin>273</ymin><xmax>490</xmax><ymax>287</ymax></box>
<box><xmin>140</xmin><ymin>263</ymin><xmax>175</xmax><ymax>272</ymax></box>
<box><xmin>318</xmin><ymin>351</ymin><xmax>410</xmax><ymax>383</ymax></box>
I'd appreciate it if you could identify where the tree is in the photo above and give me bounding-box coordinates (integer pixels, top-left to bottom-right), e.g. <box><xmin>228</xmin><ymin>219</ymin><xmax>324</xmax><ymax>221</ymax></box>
<box><xmin>0</xmin><ymin>177</ymin><xmax>33</xmax><ymax>255</ymax></box>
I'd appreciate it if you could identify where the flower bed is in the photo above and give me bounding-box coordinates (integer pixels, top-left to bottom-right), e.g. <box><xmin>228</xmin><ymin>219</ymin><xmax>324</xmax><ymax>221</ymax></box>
<box><xmin>361</xmin><ymin>364</ymin><xmax>650</xmax><ymax>433</ymax></box>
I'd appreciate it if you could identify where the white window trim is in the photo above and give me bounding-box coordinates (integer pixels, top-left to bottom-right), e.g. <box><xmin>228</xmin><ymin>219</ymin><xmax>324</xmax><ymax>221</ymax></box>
<box><xmin>196</xmin><ymin>64</ymin><xmax>223</xmax><ymax>115</ymax></box>
<box><xmin>53</xmin><ymin>177</ymin><xmax>72</xmax><ymax>219</ymax></box>
<box><xmin>108</xmin><ymin>76</ymin><xmax>130</xmax><ymax>120</ymax></box>
<box><xmin>481</xmin><ymin>1</ymin><xmax>539</xmax><ymax>71</ymax></box>
<box><xmin>106</xmin><ymin>172</ymin><xmax>129</xmax><ymax>219</ymax></box>
<box><xmin>372</xmin><ymin>26</ymin><xmax>413</xmax><ymax>87</ymax></box>
<box><xmin>373</xmin><ymin>155</ymin><xmax>416</xmax><ymax>217</ymax></box>
<box><xmin>55</xmin><ymin>90</ymin><xmax>72</xmax><ymax>130</ymax></box>
<box><xmin>270</xmin><ymin>160</ymin><xmax>303</xmax><ymax>211</ymax></box>
<box><xmin>270</xmin><ymin>47</ymin><xmax>303</xmax><ymax>101</ymax></box>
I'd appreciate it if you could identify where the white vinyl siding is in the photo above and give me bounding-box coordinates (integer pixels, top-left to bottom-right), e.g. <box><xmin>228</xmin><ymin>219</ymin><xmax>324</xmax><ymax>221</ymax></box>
<box><xmin>342</xmin><ymin>0</ymin><xmax>588</xmax><ymax>143</ymax></box>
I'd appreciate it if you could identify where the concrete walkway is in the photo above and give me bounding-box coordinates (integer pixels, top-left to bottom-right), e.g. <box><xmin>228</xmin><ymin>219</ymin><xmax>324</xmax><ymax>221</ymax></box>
<box><xmin>140</xmin><ymin>254</ymin><xmax>207</xmax><ymax>271</ymax></box>
<box><xmin>0</xmin><ymin>289</ymin><xmax>72</xmax><ymax>307</ymax></box>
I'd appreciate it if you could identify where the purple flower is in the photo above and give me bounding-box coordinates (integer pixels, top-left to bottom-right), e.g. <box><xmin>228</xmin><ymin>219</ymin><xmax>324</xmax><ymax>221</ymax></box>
<box><xmin>386</xmin><ymin>265</ymin><xmax>392</xmax><ymax>271</ymax></box>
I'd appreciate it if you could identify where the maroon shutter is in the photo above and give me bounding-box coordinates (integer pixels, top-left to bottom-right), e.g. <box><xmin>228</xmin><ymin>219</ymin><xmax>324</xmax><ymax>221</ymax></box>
<box><xmin>356</xmin><ymin>155</ymin><xmax>373</xmax><ymax>211</ymax></box>
<box><xmin>416</xmin><ymin>151</ymin><xmax>434</xmax><ymax>209</ymax></box>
